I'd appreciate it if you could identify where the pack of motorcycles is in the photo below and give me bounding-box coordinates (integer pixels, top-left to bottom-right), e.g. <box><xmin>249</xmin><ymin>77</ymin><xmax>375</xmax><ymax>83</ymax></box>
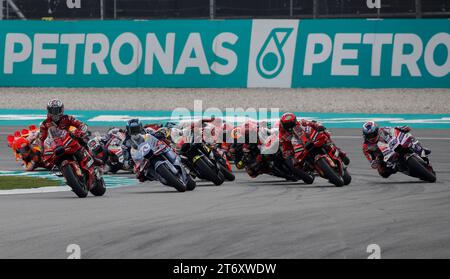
<box><xmin>7</xmin><ymin>120</ymin><xmax>436</xmax><ymax>198</ymax></box>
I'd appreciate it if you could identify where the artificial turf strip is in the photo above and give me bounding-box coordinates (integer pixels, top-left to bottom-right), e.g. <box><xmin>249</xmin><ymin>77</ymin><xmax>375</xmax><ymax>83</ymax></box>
<box><xmin>0</xmin><ymin>176</ymin><xmax>61</xmax><ymax>190</ymax></box>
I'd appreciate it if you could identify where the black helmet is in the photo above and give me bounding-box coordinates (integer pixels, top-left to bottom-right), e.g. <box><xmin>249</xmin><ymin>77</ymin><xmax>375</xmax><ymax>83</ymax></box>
<box><xmin>47</xmin><ymin>99</ymin><xmax>64</xmax><ymax>122</ymax></box>
<box><xmin>126</xmin><ymin>119</ymin><xmax>143</xmax><ymax>136</ymax></box>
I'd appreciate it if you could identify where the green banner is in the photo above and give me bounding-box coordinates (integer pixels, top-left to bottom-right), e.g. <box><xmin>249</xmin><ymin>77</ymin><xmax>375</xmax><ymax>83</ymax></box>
<box><xmin>294</xmin><ymin>19</ymin><xmax>450</xmax><ymax>88</ymax></box>
<box><xmin>0</xmin><ymin>20</ymin><xmax>251</xmax><ymax>87</ymax></box>
<box><xmin>0</xmin><ymin>19</ymin><xmax>448</xmax><ymax>88</ymax></box>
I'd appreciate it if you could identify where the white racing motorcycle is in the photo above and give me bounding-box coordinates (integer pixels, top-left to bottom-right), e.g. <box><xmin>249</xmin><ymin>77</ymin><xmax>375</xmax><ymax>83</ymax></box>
<box><xmin>378</xmin><ymin>129</ymin><xmax>436</xmax><ymax>183</ymax></box>
<box><xmin>133</xmin><ymin>134</ymin><xmax>196</xmax><ymax>192</ymax></box>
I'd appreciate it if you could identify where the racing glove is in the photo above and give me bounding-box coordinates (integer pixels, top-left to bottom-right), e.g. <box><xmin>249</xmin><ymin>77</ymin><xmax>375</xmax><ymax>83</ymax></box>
<box><xmin>316</xmin><ymin>125</ymin><xmax>326</xmax><ymax>132</ymax></box>
<box><xmin>72</xmin><ymin>129</ymin><xmax>85</xmax><ymax>139</ymax></box>
<box><xmin>370</xmin><ymin>160</ymin><xmax>379</xmax><ymax>169</ymax></box>
<box><xmin>396</xmin><ymin>126</ymin><xmax>411</xmax><ymax>133</ymax></box>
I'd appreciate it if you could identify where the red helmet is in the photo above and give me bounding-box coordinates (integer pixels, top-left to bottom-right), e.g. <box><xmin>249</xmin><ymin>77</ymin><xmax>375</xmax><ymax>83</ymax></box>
<box><xmin>280</xmin><ymin>113</ymin><xmax>297</xmax><ymax>132</ymax></box>
<box><xmin>14</xmin><ymin>137</ymin><xmax>31</xmax><ymax>156</ymax></box>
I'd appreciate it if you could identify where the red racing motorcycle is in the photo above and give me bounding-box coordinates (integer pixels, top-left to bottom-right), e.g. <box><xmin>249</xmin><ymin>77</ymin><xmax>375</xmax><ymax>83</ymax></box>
<box><xmin>43</xmin><ymin>127</ymin><xmax>106</xmax><ymax>198</ymax></box>
<box><xmin>294</xmin><ymin>127</ymin><xmax>351</xmax><ymax>187</ymax></box>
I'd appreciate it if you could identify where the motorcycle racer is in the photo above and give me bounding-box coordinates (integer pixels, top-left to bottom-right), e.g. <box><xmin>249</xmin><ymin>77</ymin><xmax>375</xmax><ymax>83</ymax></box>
<box><xmin>279</xmin><ymin>113</ymin><xmax>350</xmax><ymax>166</ymax></box>
<box><xmin>362</xmin><ymin>121</ymin><xmax>431</xmax><ymax>178</ymax></box>
<box><xmin>231</xmin><ymin>121</ymin><xmax>261</xmax><ymax>176</ymax></box>
<box><xmin>126</xmin><ymin>119</ymin><xmax>179</xmax><ymax>183</ymax></box>
<box><xmin>39</xmin><ymin>99</ymin><xmax>100</xmax><ymax>168</ymax></box>
<box><xmin>39</xmin><ymin>99</ymin><xmax>88</xmax><ymax>144</ymax></box>
<box><xmin>13</xmin><ymin>137</ymin><xmax>47</xmax><ymax>171</ymax></box>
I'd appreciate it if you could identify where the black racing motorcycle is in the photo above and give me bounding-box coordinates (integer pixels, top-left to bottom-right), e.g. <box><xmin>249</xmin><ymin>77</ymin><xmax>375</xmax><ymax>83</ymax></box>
<box><xmin>179</xmin><ymin>142</ymin><xmax>226</xmax><ymax>186</ymax></box>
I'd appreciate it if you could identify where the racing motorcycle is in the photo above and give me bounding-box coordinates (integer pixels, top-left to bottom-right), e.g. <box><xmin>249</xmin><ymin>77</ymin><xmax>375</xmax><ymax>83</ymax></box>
<box><xmin>179</xmin><ymin>142</ymin><xmax>226</xmax><ymax>186</ymax></box>
<box><xmin>378</xmin><ymin>129</ymin><xmax>436</xmax><ymax>182</ymax></box>
<box><xmin>212</xmin><ymin>144</ymin><xmax>235</xmax><ymax>181</ymax></box>
<box><xmin>43</xmin><ymin>127</ymin><xmax>106</xmax><ymax>198</ymax></box>
<box><xmin>259</xmin><ymin>134</ymin><xmax>309</xmax><ymax>182</ymax></box>
<box><xmin>7</xmin><ymin>127</ymin><xmax>48</xmax><ymax>171</ymax></box>
<box><xmin>295</xmin><ymin>128</ymin><xmax>351</xmax><ymax>187</ymax></box>
<box><xmin>134</xmin><ymin>134</ymin><xmax>196</xmax><ymax>192</ymax></box>
<box><xmin>88</xmin><ymin>131</ymin><xmax>133</xmax><ymax>174</ymax></box>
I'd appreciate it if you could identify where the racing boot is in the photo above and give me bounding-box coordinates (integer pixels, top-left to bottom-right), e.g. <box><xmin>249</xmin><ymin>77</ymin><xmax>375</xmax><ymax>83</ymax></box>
<box><xmin>340</xmin><ymin>152</ymin><xmax>350</xmax><ymax>166</ymax></box>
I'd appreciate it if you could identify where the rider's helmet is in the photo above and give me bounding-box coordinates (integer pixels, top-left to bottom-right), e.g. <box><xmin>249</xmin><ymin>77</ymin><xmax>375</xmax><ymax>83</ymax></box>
<box><xmin>126</xmin><ymin>119</ymin><xmax>145</xmax><ymax>146</ymax></box>
<box><xmin>47</xmin><ymin>99</ymin><xmax>64</xmax><ymax>123</ymax></box>
<box><xmin>14</xmin><ymin>137</ymin><xmax>31</xmax><ymax>157</ymax></box>
<box><xmin>280</xmin><ymin>113</ymin><xmax>297</xmax><ymax>132</ymax></box>
<box><xmin>156</xmin><ymin>127</ymin><xmax>172</xmax><ymax>142</ymax></box>
<box><xmin>362</xmin><ymin>121</ymin><xmax>380</xmax><ymax>144</ymax></box>
<box><xmin>88</xmin><ymin>137</ymin><xmax>103</xmax><ymax>155</ymax></box>
<box><xmin>126</xmin><ymin>119</ymin><xmax>143</xmax><ymax>136</ymax></box>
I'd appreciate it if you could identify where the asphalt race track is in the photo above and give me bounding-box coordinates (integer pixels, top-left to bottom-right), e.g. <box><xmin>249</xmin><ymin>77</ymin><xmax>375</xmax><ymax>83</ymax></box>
<box><xmin>0</xmin><ymin>127</ymin><xmax>449</xmax><ymax>259</ymax></box>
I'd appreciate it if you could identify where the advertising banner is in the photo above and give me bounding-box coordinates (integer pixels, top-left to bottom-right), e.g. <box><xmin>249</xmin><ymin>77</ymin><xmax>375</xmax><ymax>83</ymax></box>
<box><xmin>0</xmin><ymin>19</ymin><xmax>448</xmax><ymax>88</ymax></box>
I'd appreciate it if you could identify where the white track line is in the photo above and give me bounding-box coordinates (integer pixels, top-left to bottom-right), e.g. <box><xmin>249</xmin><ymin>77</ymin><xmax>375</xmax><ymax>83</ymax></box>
<box><xmin>0</xmin><ymin>186</ymin><xmax>70</xmax><ymax>195</ymax></box>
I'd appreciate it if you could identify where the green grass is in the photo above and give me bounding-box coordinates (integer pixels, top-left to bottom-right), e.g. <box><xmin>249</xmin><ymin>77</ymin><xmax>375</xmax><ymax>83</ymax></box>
<box><xmin>0</xmin><ymin>176</ymin><xmax>61</xmax><ymax>190</ymax></box>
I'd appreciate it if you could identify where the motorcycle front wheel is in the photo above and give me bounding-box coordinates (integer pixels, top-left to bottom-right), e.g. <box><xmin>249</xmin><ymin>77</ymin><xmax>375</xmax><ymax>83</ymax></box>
<box><xmin>407</xmin><ymin>156</ymin><xmax>436</xmax><ymax>183</ymax></box>
<box><xmin>90</xmin><ymin>177</ymin><xmax>106</xmax><ymax>196</ymax></box>
<box><xmin>157</xmin><ymin>164</ymin><xmax>187</xmax><ymax>192</ymax></box>
<box><xmin>194</xmin><ymin>157</ymin><xmax>225</xmax><ymax>186</ymax></box>
<box><xmin>186</xmin><ymin>175</ymin><xmax>196</xmax><ymax>191</ymax></box>
<box><xmin>316</xmin><ymin>157</ymin><xmax>344</xmax><ymax>187</ymax></box>
<box><xmin>61</xmin><ymin>164</ymin><xmax>89</xmax><ymax>198</ymax></box>
<box><xmin>343</xmin><ymin>169</ymin><xmax>352</xmax><ymax>185</ymax></box>
<box><xmin>219</xmin><ymin>164</ymin><xmax>235</xmax><ymax>181</ymax></box>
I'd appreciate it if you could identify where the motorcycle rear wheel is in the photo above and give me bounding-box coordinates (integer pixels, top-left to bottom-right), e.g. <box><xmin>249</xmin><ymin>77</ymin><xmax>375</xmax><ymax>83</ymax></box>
<box><xmin>61</xmin><ymin>164</ymin><xmax>89</xmax><ymax>198</ymax></box>
<box><xmin>90</xmin><ymin>177</ymin><xmax>106</xmax><ymax>196</ymax></box>
<box><xmin>195</xmin><ymin>157</ymin><xmax>225</xmax><ymax>186</ymax></box>
<box><xmin>157</xmin><ymin>164</ymin><xmax>187</xmax><ymax>192</ymax></box>
<box><xmin>107</xmin><ymin>164</ymin><xmax>121</xmax><ymax>174</ymax></box>
<box><xmin>293</xmin><ymin>168</ymin><xmax>314</xmax><ymax>184</ymax></box>
<box><xmin>219</xmin><ymin>164</ymin><xmax>235</xmax><ymax>181</ymax></box>
<box><xmin>407</xmin><ymin>156</ymin><xmax>436</xmax><ymax>183</ymax></box>
<box><xmin>283</xmin><ymin>159</ymin><xmax>314</xmax><ymax>184</ymax></box>
<box><xmin>316</xmin><ymin>158</ymin><xmax>344</xmax><ymax>187</ymax></box>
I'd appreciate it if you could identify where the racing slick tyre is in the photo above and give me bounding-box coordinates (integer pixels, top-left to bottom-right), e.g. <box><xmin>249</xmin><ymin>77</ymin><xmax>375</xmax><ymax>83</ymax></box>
<box><xmin>407</xmin><ymin>156</ymin><xmax>436</xmax><ymax>183</ymax></box>
<box><xmin>343</xmin><ymin>169</ymin><xmax>352</xmax><ymax>186</ymax></box>
<box><xmin>107</xmin><ymin>164</ymin><xmax>121</xmax><ymax>174</ymax></box>
<box><xmin>284</xmin><ymin>159</ymin><xmax>314</xmax><ymax>184</ymax></box>
<box><xmin>186</xmin><ymin>175</ymin><xmax>197</xmax><ymax>191</ymax></box>
<box><xmin>289</xmin><ymin>165</ymin><xmax>314</xmax><ymax>184</ymax></box>
<box><xmin>195</xmin><ymin>157</ymin><xmax>225</xmax><ymax>186</ymax></box>
<box><xmin>61</xmin><ymin>164</ymin><xmax>89</xmax><ymax>198</ymax></box>
<box><xmin>90</xmin><ymin>177</ymin><xmax>106</xmax><ymax>196</ymax></box>
<box><xmin>293</xmin><ymin>168</ymin><xmax>315</xmax><ymax>184</ymax></box>
<box><xmin>157</xmin><ymin>164</ymin><xmax>187</xmax><ymax>192</ymax></box>
<box><xmin>317</xmin><ymin>158</ymin><xmax>345</xmax><ymax>187</ymax></box>
<box><xmin>219</xmin><ymin>164</ymin><xmax>235</xmax><ymax>181</ymax></box>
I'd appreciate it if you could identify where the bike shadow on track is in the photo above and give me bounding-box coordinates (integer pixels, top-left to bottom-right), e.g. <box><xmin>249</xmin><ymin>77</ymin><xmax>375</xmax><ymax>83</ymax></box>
<box><xmin>367</xmin><ymin>180</ymin><xmax>434</xmax><ymax>186</ymax></box>
<box><xmin>243</xmin><ymin>179</ymin><xmax>340</xmax><ymax>188</ymax></box>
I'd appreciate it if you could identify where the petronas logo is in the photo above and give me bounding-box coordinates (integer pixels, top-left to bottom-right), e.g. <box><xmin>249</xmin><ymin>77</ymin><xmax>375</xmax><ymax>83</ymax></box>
<box><xmin>256</xmin><ymin>28</ymin><xmax>293</xmax><ymax>79</ymax></box>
